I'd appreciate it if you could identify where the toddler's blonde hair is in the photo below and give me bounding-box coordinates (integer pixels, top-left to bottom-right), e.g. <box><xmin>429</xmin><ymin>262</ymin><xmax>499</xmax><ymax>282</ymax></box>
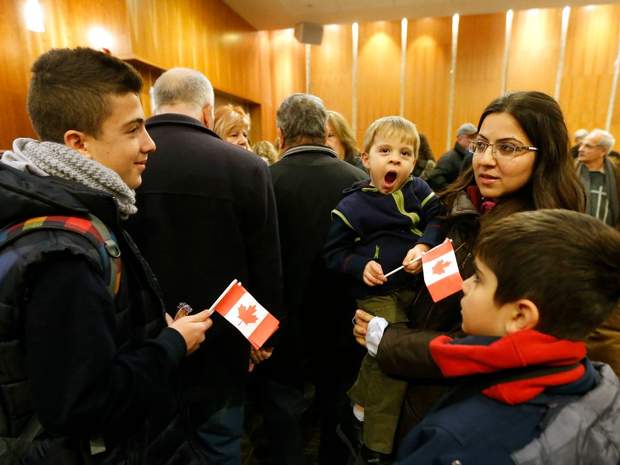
<box><xmin>363</xmin><ymin>116</ymin><xmax>420</xmax><ymax>158</ymax></box>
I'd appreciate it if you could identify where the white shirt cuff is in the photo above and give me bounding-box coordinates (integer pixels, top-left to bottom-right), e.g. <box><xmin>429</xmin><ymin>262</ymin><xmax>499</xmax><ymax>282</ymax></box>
<box><xmin>366</xmin><ymin>317</ymin><xmax>389</xmax><ymax>357</ymax></box>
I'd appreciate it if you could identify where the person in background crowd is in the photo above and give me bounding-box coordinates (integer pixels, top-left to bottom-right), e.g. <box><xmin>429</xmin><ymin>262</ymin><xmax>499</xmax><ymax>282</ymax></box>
<box><xmin>351</xmin><ymin>91</ymin><xmax>585</xmax><ymax>461</ymax></box>
<box><xmin>570</xmin><ymin>128</ymin><xmax>588</xmax><ymax>158</ymax></box>
<box><xmin>265</xmin><ymin>94</ymin><xmax>367</xmax><ymax>465</ymax></box>
<box><xmin>214</xmin><ymin>104</ymin><xmax>252</xmax><ymax>150</ymax></box>
<box><xmin>253</xmin><ymin>140</ymin><xmax>279</xmax><ymax>165</ymax></box>
<box><xmin>327</xmin><ymin>110</ymin><xmax>365</xmax><ymax>170</ymax></box>
<box><xmin>413</xmin><ymin>133</ymin><xmax>436</xmax><ymax>180</ymax></box>
<box><xmin>427</xmin><ymin>122</ymin><xmax>477</xmax><ymax>191</ymax></box>
<box><xmin>0</xmin><ymin>47</ymin><xmax>212</xmax><ymax>464</ymax></box>
<box><xmin>127</xmin><ymin>67</ymin><xmax>282</xmax><ymax>465</ymax></box>
<box><xmin>576</xmin><ymin>128</ymin><xmax>620</xmax><ymax>228</ymax></box>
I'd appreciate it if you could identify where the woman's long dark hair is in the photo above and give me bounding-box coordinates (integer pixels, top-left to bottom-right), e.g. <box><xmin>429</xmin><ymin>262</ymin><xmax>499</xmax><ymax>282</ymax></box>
<box><xmin>442</xmin><ymin>91</ymin><xmax>585</xmax><ymax>221</ymax></box>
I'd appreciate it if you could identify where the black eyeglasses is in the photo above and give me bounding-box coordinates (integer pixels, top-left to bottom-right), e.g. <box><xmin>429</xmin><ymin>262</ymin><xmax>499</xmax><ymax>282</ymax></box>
<box><xmin>469</xmin><ymin>139</ymin><xmax>537</xmax><ymax>161</ymax></box>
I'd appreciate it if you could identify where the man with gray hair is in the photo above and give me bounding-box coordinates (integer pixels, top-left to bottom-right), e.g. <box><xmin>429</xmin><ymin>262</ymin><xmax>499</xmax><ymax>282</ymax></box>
<box><xmin>265</xmin><ymin>93</ymin><xmax>366</xmax><ymax>465</ymax></box>
<box><xmin>576</xmin><ymin>128</ymin><xmax>620</xmax><ymax>228</ymax></box>
<box><xmin>151</xmin><ymin>67</ymin><xmax>215</xmax><ymax>126</ymax></box>
<box><xmin>127</xmin><ymin>67</ymin><xmax>282</xmax><ymax>465</ymax></box>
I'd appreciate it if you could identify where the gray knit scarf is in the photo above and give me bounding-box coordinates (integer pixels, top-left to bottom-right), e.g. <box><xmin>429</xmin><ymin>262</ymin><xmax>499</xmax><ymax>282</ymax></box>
<box><xmin>1</xmin><ymin>138</ymin><xmax>137</xmax><ymax>218</ymax></box>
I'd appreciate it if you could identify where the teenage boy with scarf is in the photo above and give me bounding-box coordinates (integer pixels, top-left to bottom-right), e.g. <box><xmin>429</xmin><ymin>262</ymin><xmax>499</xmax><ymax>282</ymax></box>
<box><xmin>390</xmin><ymin>209</ymin><xmax>620</xmax><ymax>465</ymax></box>
<box><xmin>0</xmin><ymin>48</ymin><xmax>212</xmax><ymax>464</ymax></box>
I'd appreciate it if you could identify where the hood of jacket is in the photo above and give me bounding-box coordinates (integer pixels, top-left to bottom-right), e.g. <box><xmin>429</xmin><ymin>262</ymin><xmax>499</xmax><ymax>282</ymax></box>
<box><xmin>511</xmin><ymin>362</ymin><xmax>620</xmax><ymax>465</ymax></box>
<box><xmin>0</xmin><ymin>162</ymin><xmax>121</xmax><ymax>230</ymax></box>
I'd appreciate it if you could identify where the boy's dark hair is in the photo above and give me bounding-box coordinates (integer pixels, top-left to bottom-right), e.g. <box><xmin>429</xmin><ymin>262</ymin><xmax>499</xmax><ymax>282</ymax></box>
<box><xmin>27</xmin><ymin>47</ymin><xmax>143</xmax><ymax>143</ymax></box>
<box><xmin>476</xmin><ymin>209</ymin><xmax>620</xmax><ymax>340</ymax></box>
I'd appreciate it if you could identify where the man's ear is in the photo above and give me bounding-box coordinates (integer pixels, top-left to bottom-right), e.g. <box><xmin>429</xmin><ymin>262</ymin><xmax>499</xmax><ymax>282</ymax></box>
<box><xmin>202</xmin><ymin>103</ymin><xmax>214</xmax><ymax>129</ymax></box>
<box><xmin>504</xmin><ymin>299</ymin><xmax>539</xmax><ymax>334</ymax></box>
<box><xmin>276</xmin><ymin>127</ymin><xmax>285</xmax><ymax>150</ymax></box>
<box><xmin>63</xmin><ymin>130</ymin><xmax>91</xmax><ymax>158</ymax></box>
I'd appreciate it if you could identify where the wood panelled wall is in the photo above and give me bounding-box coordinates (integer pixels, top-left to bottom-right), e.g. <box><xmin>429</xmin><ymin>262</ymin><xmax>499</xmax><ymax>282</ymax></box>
<box><xmin>405</xmin><ymin>17</ymin><xmax>452</xmax><ymax>159</ymax></box>
<box><xmin>560</xmin><ymin>4</ymin><xmax>620</xmax><ymax>136</ymax></box>
<box><xmin>356</xmin><ymin>21</ymin><xmax>402</xmax><ymax>144</ymax></box>
<box><xmin>267</xmin><ymin>28</ymin><xmax>306</xmax><ymax>140</ymax></box>
<box><xmin>507</xmin><ymin>8</ymin><xmax>562</xmax><ymax>96</ymax></box>
<box><xmin>3</xmin><ymin>1</ymin><xmax>620</xmax><ymax>154</ymax></box>
<box><xmin>0</xmin><ymin>0</ymin><xmax>131</xmax><ymax>147</ymax></box>
<box><xmin>0</xmin><ymin>0</ymin><xmax>305</xmax><ymax>148</ymax></box>
<box><xmin>612</xmin><ymin>77</ymin><xmax>620</xmax><ymax>144</ymax></box>
<box><xmin>310</xmin><ymin>24</ymin><xmax>353</xmax><ymax>124</ymax></box>
<box><xmin>453</xmin><ymin>14</ymin><xmax>506</xmax><ymax>142</ymax></box>
<box><xmin>304</xmin><ymin>3</ymin><xmax>620</xmax><ymax>156</ymax></box>
<box><xmin>126</xmin><ymin>0</ymin><xmax>263</xmax><ymax>103</ymax></box>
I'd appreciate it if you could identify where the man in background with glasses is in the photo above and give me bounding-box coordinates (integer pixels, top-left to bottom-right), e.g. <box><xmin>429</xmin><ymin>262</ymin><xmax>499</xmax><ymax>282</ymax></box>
<box><xmin>576</xmin><ymin>129</ymin><xmax>620</xmax><ymax>228</ymax></box>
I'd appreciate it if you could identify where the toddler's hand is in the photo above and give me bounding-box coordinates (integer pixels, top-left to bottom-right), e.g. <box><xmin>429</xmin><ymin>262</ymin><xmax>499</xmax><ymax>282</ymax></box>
<box><xmin>363</xmin><ymin>260</ymin><xmax>386</xmax><ymax>286</ymax></box>
<box><xmin>403</xmin><ymin>244</ymin><xmax>430</xmax><ymax>274</ymax></box>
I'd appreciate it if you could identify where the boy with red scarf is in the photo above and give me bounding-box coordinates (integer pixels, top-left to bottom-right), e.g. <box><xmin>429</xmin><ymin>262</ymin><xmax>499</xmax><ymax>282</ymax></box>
<box><xmin>394</xmin><ymin>209</ymin><xmax>620</xmax><ymax>465</ymax></box>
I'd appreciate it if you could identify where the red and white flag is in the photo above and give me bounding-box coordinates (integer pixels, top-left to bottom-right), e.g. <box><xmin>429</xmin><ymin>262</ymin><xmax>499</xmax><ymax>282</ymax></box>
<box><xmin>211</xmin><ymin>279</ymin><xmax>279</xmax><ymax>349</ymax></box>
<box><xmin>422</xmin><ymin>239</ymin><xmax>463</xmax><ymax>302</ymax></box>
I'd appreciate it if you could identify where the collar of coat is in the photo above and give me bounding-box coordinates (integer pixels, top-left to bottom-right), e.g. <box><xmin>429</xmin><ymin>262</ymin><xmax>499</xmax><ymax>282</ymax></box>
<box><xmin>280</xmin><ymin>144</ymin><xmax>338</xmax><ymax>159</ymax></box>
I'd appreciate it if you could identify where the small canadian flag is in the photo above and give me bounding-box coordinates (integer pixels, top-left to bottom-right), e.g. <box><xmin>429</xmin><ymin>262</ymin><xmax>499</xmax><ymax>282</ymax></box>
<box><xmin>422</xmin><ymin>239</ymin><xmax>463</xmax><ymax>302</ymax></box>
<box><xmin>211</xmin><ymin>279</ymin><xmax>280</xmax><ymax>349</ymax></box>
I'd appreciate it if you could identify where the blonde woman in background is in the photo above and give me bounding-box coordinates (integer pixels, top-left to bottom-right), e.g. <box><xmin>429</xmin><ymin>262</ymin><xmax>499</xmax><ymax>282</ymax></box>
<box><xmin>253</xmin><ymin>140</ymin><xmax>279</xmax><ymax>165</ymax></box>
<box><xmin>214</xmin><ymin>104</ymin><xmax>251</xmax><ymax>150</ymax></box>
<box><xmin>326</xmin><ymin>110</ymin><xmax>365</xmax><ymax>170</ymax></box>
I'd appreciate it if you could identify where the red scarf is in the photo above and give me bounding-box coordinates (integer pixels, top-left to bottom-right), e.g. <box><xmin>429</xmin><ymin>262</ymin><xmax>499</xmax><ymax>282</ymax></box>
<box><xmin>466</xmin><ymin>185</ymin><xmax>497</xmax><ymax>214</ymax></box>
<box><xmin>429</xmin><ymin>330</ymin><xmax>586</xmax><ymax>404</ymax></box>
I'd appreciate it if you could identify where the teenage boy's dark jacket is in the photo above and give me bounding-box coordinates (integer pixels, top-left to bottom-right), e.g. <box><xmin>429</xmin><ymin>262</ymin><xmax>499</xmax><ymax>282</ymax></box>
<box><xmin>0</xmin><ymin>163</ymin><xmax>203</xmax><ymax>464</ymax></box>
<box><xmin>325</xmin><ymin>176</ymin><xmax>443</xmax><ymax>298</ymax></box>
<box><xmin>127</xmin><ymin>113</ymin><xmax>282</xmax><ymax>410</ymax></box>
<box><xmin>427</xmin><ymin>143</ymin><xmax>470</xmax><ymax>192</ymax></box>
<box><xmin>394</xmin><ymin>331</ymin><xmax>620</xmax><ymax>465</ymax></box>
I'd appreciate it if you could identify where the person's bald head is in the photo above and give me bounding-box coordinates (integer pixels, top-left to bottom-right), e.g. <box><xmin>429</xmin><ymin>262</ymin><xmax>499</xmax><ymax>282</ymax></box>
<box><xmin>152</xmin><ymin>67</ymin><xmax>215</xmax><ymax>127</ymax></box>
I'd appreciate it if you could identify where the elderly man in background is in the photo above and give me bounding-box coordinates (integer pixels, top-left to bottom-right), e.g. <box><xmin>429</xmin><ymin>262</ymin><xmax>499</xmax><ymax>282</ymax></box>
<box><xmin>127</xmin><ymin>67</ymin><xmax>282</xmax><ymax>465</ymax></box>
<box><xmin>427</xmin><ymin>122</ymin><xmax>477</xmax><ymax>191</ymax></box>
<box><xmin>260</xmin><ymin>93</ymin><xmax>366</xmax><ymax>465</ymax></box>
<box><xmin>576</xmin><ymin>128</ymin><xmax>620</xmax><ymax>228</ymax></box>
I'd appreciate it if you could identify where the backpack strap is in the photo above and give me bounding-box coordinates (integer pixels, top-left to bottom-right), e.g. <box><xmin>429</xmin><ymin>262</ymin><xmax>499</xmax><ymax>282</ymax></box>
<box><xmin>0</xmin><ymin>214</ymin><xmax>122</xmax><ymax>297</ymax></box>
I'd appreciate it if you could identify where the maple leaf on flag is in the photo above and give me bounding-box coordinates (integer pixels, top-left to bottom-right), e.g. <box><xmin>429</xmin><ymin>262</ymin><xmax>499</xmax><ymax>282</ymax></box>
<box><xmin>432</xmin><ymin>259</ymin><xmax>450</xmax><ymax>275</ymax></box>
<box><xmin>238</xmin><ymin>304</ymin><xmax>258</xmax><ymax>325</ymax></box>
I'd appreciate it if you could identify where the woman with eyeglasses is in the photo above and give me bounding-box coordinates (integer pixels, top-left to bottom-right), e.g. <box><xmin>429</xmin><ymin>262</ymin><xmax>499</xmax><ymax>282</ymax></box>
<box><xmin>347</xmin><ymin>91</ymin><xmax>585</xmax><ymax>461</ymax></box>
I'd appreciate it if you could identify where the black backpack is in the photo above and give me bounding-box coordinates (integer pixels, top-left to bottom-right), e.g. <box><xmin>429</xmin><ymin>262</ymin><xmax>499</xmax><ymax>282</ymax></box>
<box><xmin>0</xmin><ymin>214</ymin><xmax>121</xmax><ymax>464</ymax></box>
